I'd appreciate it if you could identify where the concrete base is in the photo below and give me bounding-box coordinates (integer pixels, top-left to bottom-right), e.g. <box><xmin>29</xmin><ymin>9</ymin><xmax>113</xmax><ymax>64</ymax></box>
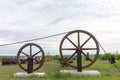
<box><xmin>60</xmin><ymin>70</ymin><xmax>101</xmax><ymax>76</ymax></box>
<box><xmin>14</xmin><ymin>72</ymin><xmax>45</xmax><ymax>77</ymax></box>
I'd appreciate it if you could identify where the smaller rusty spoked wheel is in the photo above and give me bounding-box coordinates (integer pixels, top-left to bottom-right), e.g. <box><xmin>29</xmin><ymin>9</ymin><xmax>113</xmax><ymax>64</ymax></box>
<box><xmin>59</xmin><ymin>30</ymin><xmax>99</xmax><ymax>69</ymax></box>
<box><xmin>17</xmin><ymin>43</ymin><xmax>45</xmax><ymax>72</ymax></box>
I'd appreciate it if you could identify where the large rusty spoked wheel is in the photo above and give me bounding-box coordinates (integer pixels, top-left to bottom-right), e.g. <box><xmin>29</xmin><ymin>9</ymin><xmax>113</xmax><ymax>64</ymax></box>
<box><xmin>59</xmin><ymin>30</ymin><xmax>99</xmax><ymax>69</ymax></box>
<box><xmin>17</xmin><ymin>43</ymin><xmax>45</xmax><ymax>72</ymax></box>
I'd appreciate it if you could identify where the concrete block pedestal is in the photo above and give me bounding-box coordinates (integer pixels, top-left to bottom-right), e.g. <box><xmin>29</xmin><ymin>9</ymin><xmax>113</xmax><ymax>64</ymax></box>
<box><xmin>14</xmin><ymin>72</ymin><xmax>45</xmax><ymax>77</ymax></box>
<box><xmin>60</xmin><ymin>70</ymin><xmax>101</xmax><ymax>76</ymax></box>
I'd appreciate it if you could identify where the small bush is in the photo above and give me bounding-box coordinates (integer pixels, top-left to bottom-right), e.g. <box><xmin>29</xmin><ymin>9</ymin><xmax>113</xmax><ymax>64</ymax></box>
<box><xmin>115</xmin><ymin>54</ymin><xmax>120</xmax><ymax>60</ymax></box>
<box><xmin>99</xmin><ymin>53</ymin><xmax>111</xmax><ymax>60</ymax></box>
<box><xmin>102</xmin><ymin>53</ymin><xmax>111</xmax><ymax>60</ymax></box>
<box><xmin>98</xmin><ymin>53</ymin><xmax>120</xmax><ymax>61</ymax></box>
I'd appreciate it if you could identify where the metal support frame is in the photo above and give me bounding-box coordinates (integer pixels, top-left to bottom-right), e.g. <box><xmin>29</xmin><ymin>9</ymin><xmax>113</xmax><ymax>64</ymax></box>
<box><xmin>27</xmin><ymin>58</ymin><xmax>33</xmax><ymax>73</ymax></box>
<box><xmin>77</xmin><ymin>49</ymin><xmax>82</xmax><ymax>72</ymax></box>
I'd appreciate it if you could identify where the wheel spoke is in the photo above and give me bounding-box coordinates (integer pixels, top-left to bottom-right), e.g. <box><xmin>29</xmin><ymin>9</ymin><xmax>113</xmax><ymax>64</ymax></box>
<box><xmin>21</xmin><ymin>52</ymin><xmax>29</xmax><ymax>57</ymax></box>
<box><xmin>81</xmin><ymin>51</ymin><xmax>92</xmax><ymax>62</ymax></box>
<box><xmin>21</xmin><ymin>58</ymin><xmax>28</xmax><ymax>64</ymax></box>
<box><xmin>33</xmin><ymin>57</ymin><xmax>38</xmax><ymax>61</ymax></box>
<box><xmin>78</xmin><ymin>32</ymin><xmax>80</xmax><ymax>47</ymax></box>
<box><xmin>82</xmin><ymin>48</ymin><xmax>97</xmax><ymax>50</ymax></box>
<box><xmin>32</xmin><ymin>50</ymin><xmax>41</xmax><ymax>57</ymax></box>
<box><xmin>68</xmin><ymin>50</ymin><xmax>77</xmax><ymax>60</ymax></box>
<box><xmin>66</xmin><ymin>37</ymin><xmax>78</xmax><ymax>48</ymax></box>
<box><xmin>33</xmin><ymin>57</ymin><xmax>41</xmax><ymax>63</ymax></box>
<box><xmin>81</xmin><ymin>37</ymin><xmax>91</xmax><ymax>47</ymax></box>
<box><xmin>30</xmin><ymin>44</ymin><xmax>32</xmax><ymax>56</ymax></box>
<box><xmin>62</xmin><ymin>48</ymin><xmax>77</xmax><ymax>50</ymax></box>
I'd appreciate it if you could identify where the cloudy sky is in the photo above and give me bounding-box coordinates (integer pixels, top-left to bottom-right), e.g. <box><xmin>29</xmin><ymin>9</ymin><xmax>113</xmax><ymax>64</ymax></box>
<box><xmin>0</xmin><ymin>0</ymin><xmax>120</xmax><ymax>55</ymax></box>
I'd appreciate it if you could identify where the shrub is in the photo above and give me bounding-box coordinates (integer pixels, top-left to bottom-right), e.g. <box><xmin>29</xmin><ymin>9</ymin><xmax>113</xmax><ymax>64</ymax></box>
<box><xmin>99</xmin><ymin>53</ymin><xmax>111</xmax><ymax>60</ymax></box>
<box><xmin>115</xmin><ymin>54</ymin><xmax>120</xmax><ymax>60</ymax></box>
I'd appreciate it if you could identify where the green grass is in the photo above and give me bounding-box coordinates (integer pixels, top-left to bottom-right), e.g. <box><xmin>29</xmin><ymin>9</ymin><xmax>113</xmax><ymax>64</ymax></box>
<box><xmin>0</xmin><ymin>59</ymin><xmax>120</xmax><ymax>80</ymax></box>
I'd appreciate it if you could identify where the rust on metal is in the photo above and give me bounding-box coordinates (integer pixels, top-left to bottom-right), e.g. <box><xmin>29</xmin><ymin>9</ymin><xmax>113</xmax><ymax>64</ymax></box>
<box><xmin>59</xmin><ymin>30</ymin><xmax>99</xmax><ymax>69</ymax></box>
<box><xmin>17</xmin><ymin>43</ymin><xmax>45</xmax><ymax>72</ymax></box>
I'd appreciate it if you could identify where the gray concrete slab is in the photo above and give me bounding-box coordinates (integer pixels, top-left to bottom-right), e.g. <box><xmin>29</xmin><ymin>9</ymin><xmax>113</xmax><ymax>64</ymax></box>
<box><xmin>14</xmin><ymin>72</ymin><xmax>45</xmax><ymax>77</ymax></box>
<box><xmin>60</xmin><ymin>70</ymin><xmax>101</xmax><ymax>76</ymax></box>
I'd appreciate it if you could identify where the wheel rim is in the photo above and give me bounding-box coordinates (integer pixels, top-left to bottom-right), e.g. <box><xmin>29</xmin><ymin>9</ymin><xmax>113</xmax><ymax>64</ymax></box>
<box><xmin>17</xmin><ymin>43</ymin><xmax>45</xmax><ymax>72</ymax></box>
<box><xmin>59</xmin><ymin>30</ymin><xmax>99</xmax><ymax>69</ymax></box>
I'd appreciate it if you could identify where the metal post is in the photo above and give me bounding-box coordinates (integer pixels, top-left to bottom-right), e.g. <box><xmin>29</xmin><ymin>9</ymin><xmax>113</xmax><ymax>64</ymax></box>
<box><xmin>85</xmin><ymin>52</ymin><xmax>89</xmax><ymax>61</ymax></box>
<box><xmin>77</xmin><ymin>49</ymin><xmax>82</xmax><ymax>72</ymax></box>
<box><xmin>27</xmin><ymin>58</ymin><xmax>33</xmax><ymax>73</ymax></box>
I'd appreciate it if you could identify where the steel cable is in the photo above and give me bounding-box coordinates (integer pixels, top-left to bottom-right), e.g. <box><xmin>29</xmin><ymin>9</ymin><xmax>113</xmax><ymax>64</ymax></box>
<box><xmin>98</xmin><ymin>42</ymin><xmax>120</xmax><ymax>72</ymax></box>
<box><xmin>0</xmin><ymin>31</ymin><xmax>68</xmax><ymax>47</ymax></box>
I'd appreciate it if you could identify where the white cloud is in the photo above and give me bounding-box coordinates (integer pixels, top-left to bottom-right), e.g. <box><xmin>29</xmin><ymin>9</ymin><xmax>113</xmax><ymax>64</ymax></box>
<box><xmin>0</xmin><ymin>0</ymin><xmax>120</xmax><ymax>55</ymax></box>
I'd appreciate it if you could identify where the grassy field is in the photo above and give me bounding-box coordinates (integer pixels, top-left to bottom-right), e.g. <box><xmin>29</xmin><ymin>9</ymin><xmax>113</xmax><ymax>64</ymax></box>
<box><xmin>0</xmin><ymin>58</ymin><xmax>120</xmax><ymax>80</ymax></box>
